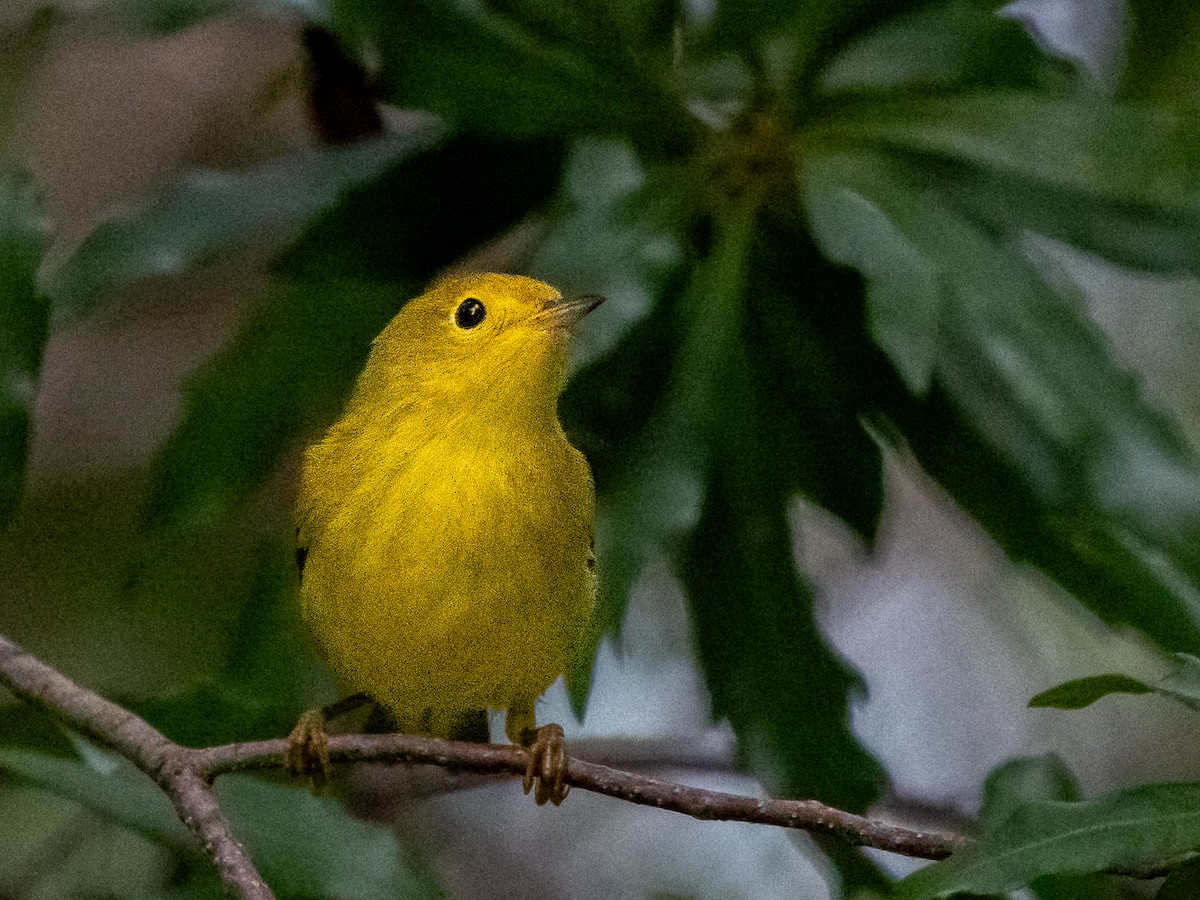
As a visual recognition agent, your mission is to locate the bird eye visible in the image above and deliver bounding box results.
[454,298,486,329]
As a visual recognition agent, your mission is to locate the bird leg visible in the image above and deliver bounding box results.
[523,723,569,806]
[285,691,373,793]
[507,700,569,806]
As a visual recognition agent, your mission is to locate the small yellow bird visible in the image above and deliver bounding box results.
[289,273,601,805]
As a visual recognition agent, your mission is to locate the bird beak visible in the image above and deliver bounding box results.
[543,293,604,326]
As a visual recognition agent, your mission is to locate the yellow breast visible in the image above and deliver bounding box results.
[294,273,598,733]
[299,423,595,719]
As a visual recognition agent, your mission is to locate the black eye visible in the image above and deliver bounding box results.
[455,298,486,329]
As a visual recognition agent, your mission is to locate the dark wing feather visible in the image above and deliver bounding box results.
[295,528,308,577]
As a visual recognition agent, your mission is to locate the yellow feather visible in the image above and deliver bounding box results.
[296,273,598,737]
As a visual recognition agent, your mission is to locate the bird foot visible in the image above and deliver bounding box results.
[286,707,332,794]
[521,722,569,806]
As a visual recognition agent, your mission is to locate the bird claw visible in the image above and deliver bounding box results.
[286,707,332,794]
[522,722,569,806]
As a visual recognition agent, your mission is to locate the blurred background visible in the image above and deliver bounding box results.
[3,0,1200,897]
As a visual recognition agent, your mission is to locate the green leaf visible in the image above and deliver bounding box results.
[567,202,762,646]
[1157,856,1200,900]
[805,148,1200,653]
[330,0,686,142]
[810,93,1200,212]
[805,165,944,393]
[278,134,567,282]
[1030,872,1123,900]
[1154,653,1200,711]
[217,776,445,900]
[585,207,752,636]
[1029,654,1200,714]
[1029,674,1154,710]
[530,137,688,371]
[681,462,882,811]
[132,539,325,745]
[539,140,691,713]
[707,0,920,81]
[705,0,809,52]
[0,703,76,756]
[565,200,883,805]
[573,192,883,630]
[47,129,439,325]
[672,204,881,811]
[601,0,680,52]
[561,277,696,655]
[790,0,932,101]
[0,750,189,850]
[0,170,51,525]
[940,164,1200,274]
[146,277,397,531]
[809,93,1200,273]
[898,781,1200,899]
[0,751,443,899]
[467,0,679,73]
[980,756,1122,900]
[1122,0,1200,104]
[216,537,328,707]
[821,0,1068,95]
[132,681,295,749]
[982,754,1083,824]
[741,220,884,538]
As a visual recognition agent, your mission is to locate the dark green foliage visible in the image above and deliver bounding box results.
[49,131,436,324]
[1030,653,1200,713]
[981,757,1122,900]
[682,462,880,809]
[329,0,695,150]
[808,142,1200,652]
[278,134,568,281]
[900,771,1200,898]
[1157,857,1200,900]
[0,751,445,899]
[741,221,886,540]
[0,172,49,525]
[1029,674,1154,710]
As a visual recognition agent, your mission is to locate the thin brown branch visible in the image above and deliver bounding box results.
[194,733,967,859]
[29,627,1172,893]
[345,733,740,802]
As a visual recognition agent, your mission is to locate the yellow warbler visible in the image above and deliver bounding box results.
[290,273,601,804]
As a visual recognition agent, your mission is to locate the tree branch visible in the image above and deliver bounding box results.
[0,630,973,897]
[193,733,966,859]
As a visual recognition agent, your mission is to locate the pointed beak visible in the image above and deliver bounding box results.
[543,293,605,328]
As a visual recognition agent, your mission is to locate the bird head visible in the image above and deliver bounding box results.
[369,273,604,422]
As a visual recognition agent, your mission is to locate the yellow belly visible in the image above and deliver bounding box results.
[298,431,595,728]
